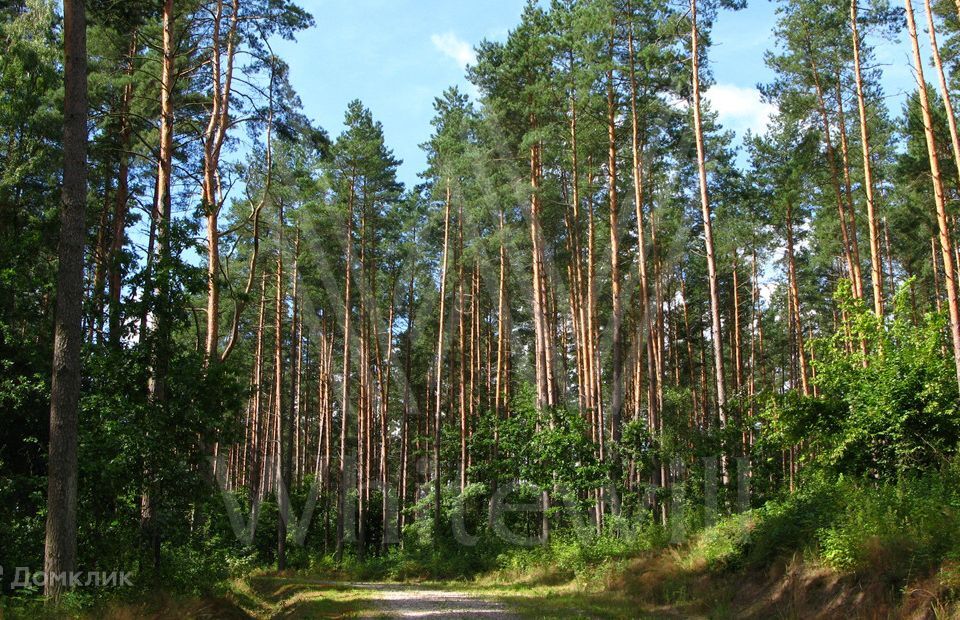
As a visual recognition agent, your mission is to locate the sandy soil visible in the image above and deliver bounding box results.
[353,583,520,619]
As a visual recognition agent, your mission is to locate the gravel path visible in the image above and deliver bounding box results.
[354,583,520,619]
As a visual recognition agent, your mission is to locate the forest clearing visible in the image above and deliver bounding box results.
[5,0,960,617]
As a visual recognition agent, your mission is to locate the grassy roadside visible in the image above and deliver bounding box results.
[432,554,725,619]
[445,581,651,619]
[225,573,379,618]
[64,574,380,619]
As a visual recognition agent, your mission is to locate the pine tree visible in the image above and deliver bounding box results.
[44,0,87,601]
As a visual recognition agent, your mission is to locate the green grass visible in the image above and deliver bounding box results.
[65,574,379,619]
[233,574,379,618]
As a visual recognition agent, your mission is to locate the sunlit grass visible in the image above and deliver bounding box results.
[238,574,379,618]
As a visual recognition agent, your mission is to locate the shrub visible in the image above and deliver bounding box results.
[819,471,960,577]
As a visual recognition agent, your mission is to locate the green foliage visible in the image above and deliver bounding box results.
[471,384,607,497]
[671,466,960,588]
[763,282,960,479]
[490,528,663,586]
[740,479,843,567]
[819,469,960,575]
[688,512,755,571]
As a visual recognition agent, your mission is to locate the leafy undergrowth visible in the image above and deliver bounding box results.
[463,473,960,618]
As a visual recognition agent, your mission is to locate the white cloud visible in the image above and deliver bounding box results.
[704,83,776,137]
[430,32,476,69]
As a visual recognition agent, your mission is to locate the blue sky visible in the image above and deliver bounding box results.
[271,0,525,187]
[272,0,921,189]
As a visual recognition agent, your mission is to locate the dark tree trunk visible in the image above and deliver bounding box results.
[44,0,87,602]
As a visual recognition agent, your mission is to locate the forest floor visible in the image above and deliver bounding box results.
[204,575,525,619]
[129,570,767,619]
[86,544,960,618]
[86,560,952,619]
[77,572,667,618]
[139,573,661,618]
[212,555,953,619]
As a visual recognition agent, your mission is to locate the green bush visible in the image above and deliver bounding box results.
[677,465,960,584]
[743,480,844,567]
[488,522,664,584]
[819,470,960,576]
[810,284,960,479]
[688,512,755,570]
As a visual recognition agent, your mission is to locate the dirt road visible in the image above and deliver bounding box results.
[355,582,520,618]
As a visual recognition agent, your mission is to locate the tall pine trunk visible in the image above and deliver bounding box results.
[204,0,240,362]
[851,0,884,316]
[433,182,453,534]
[142,0,175,573]
[691,0,727,425]
[274,201,287,570]
[627,13,658,473]
[45,0,87,601]
[905,0,960,389]
[107,32,137,346]
[786,201,810,396]
[808,51,862,298]
[335,186,355,562]
[606,59,623,516]
[923,0,960,190]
